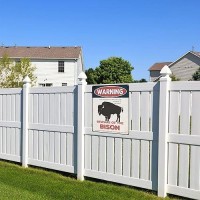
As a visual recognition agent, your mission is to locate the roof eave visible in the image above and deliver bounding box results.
[5,57,80,60]
[168,51,196,68]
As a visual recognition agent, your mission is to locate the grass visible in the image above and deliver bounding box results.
[0,160,176,200]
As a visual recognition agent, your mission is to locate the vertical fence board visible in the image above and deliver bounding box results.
[33,130,38,160]
[43,94,49,124]
[11,95,15,121]
[2,127,6,153]
[38,131,44,161]
[140,92,150,131]
[131,92,140,130]
[6,128,11,154]
[66,93,74,126]
[49,132,55,163]
[107,137,114,174]
[16,94,21,122]
[2,95,6,121]
[38,94,44,124]
[190,147,200,190]
[33,94,38,124]
[84,93,92,127]
[67,133,73,166]
[169,91,179,133]
[91,136,99,171]
[29,94,33,123]
[60,93,66,125]
[132,140,140,178]
[123,139,131,177]
[54,132,60,164]
[11,129,16,155]
[7,95,11,121]
[168,143,178,185]
[85,135,91,169]
[99,137,106,172]
[43,131,50,162]
[140,140,150,180]
[16,128,21,156]
[54,94,60,125]
[179,144,189,187]
[115,138,122,175]
[60,133,66,165]
[28,130,33,159]
[49,94,55,124]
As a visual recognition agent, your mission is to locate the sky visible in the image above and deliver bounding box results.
[0,0,200,80]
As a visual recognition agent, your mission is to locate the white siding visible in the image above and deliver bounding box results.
[31,59,82,87]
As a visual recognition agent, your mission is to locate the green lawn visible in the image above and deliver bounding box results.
[0,160,175,200]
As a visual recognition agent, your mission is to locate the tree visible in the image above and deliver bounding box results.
[192,67,200,81]
[0,55,37,88]
[134,78,147,83]
[85,57,134,84]
[170,74,180,81]
[85,68,98,84]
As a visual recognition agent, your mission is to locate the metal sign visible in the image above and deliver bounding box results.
[92,85,129,134]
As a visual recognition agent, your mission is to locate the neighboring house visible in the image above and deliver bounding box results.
[149,51,200,81]
[0,46,84,86]
[148,62,172,81]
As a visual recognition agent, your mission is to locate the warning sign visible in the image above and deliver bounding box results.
[92,85,129,134]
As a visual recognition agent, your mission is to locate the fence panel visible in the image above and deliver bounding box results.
[167,82,200,200]
[27,87,76,173]
[84,83,159,190]
[1,80,200,199]
[0,89,22,163]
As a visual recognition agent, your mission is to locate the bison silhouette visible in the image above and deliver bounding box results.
[98,102,123,122]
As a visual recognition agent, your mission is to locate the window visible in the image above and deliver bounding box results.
[15,60,20,64]
[39,83,52,87]
[39,83,45,87]
[62,83,67,86]
[58,61,64,72]
[46,83,53,87]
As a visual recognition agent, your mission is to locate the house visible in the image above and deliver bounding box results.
[149,51,200,81]
[0,46,84,86]
[148,62,172,82]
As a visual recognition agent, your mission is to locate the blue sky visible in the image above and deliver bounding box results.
[0,0,200,80]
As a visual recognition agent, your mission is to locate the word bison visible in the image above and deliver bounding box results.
[98,101,123,122]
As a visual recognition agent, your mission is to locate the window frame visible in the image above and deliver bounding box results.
[58,61,65,73]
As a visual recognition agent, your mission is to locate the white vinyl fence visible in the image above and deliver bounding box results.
[0,67,200,199]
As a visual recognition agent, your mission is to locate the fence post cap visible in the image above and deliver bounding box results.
[160,65,171,76]
[160,65,171,81]
[23,76,31,84]
[78,71,87,85]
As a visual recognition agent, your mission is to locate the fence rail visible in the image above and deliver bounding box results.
[0,69,200,199]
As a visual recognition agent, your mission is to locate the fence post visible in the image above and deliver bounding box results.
[77,71,87,181]
[22,76,31,167]
[158,65,171,197]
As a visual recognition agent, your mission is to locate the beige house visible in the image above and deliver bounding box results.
[149,51,200,81]
[0,46,84,87]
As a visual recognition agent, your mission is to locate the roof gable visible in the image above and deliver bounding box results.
[168,51,200,68]
[0,46,82,59]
